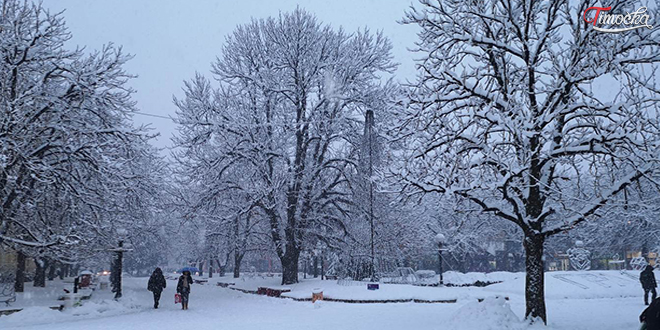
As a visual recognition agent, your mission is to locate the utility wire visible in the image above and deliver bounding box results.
[131,110,173,120]
[128,109,364,130]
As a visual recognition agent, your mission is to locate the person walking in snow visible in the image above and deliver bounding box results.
[176,270,193,310]
[147,267,167,309]
[641,265,658,305]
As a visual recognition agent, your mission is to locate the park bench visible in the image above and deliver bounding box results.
[58,287,93,304]
[194,279,208,285]
[0,282,16,307]
[216,282,235,288]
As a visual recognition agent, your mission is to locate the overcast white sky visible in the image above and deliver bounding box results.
[46,0,420,151]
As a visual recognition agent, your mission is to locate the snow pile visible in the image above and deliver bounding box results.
[67,296,142,317]
[443,271,521,286]
[0,295,143,328]
[449,297,530,330]
[0,307,62,325]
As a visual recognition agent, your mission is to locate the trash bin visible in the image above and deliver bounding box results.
[79,271,93,288]
[312,288,323,303]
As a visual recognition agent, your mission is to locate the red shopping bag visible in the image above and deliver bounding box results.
[175,293,182,304]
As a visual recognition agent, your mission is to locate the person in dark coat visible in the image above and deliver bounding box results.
[641,298,660,330]
[176,270,193,310]
[641,265,658,305]
[147,267,167,309]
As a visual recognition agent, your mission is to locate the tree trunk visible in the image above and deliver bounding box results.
[524,233,546,324]
[313,257,318,278]
[281,248,300,285]
[47,261,57,281]
[209,258,214,278]
[33,257,47,287]
[198,261,204,277]
[233,252,243,278]
[14,251,25,293]
[111,244,124,299]
[59,263,65,280]
[215,258,226,277]
[303,259,307,279]
[458,254,467,273]
[321,256,325,280]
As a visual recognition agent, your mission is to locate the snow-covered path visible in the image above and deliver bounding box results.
[0,275,647,330]
[0,277,457,330]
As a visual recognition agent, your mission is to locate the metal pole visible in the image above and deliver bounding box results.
[438,242,444,285]
[368,111,376,282]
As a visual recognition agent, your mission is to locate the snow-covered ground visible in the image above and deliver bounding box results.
[0,270,650,330]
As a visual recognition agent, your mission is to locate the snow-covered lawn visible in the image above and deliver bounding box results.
[225,274,499,302]
[0,270,650,330]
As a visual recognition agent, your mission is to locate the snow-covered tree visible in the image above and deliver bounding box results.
[0,0,165,288]
[397,0,660,323]
[575,181,660,263]
[172,8,395,284]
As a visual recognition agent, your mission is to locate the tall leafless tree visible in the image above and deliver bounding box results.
[172,8,395,284]
[397,0,660,323]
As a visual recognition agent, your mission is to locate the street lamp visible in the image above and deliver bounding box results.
[109,228,131,300]
[434,233,447,286]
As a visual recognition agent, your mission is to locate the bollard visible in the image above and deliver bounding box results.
[312,288,323,303]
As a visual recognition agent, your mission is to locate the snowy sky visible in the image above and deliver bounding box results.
[45,0,420,151]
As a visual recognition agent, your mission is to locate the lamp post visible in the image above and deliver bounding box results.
[109,228,131,300]
[434,233,447,286]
